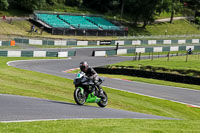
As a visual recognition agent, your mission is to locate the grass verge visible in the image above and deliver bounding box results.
[110,54,200,77]
[0,119,200,133]
[127,20,200,36]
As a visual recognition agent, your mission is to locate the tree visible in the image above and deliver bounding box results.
[161,0,183,23]
[120,0,125,19]
[140,0,161,28]
[185,0,200,18]
[14,0,46,11]
[0,0,9,10]
[46,0,56,5]
[65,0,83,7]
[123,0,163,28]
[83,0,120,13]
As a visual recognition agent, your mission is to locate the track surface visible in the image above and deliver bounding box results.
[1,47,199,122]
[0,94,173,122]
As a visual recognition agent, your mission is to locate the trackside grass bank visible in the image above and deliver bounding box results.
[0,57,200,132]
[0,119,200,133]
[110,54,200,78]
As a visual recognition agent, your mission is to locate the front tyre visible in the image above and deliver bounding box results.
[97,91,108,107]
[74,87,86,105]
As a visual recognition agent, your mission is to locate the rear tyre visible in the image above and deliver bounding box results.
[74,88,86,105]
[97,91,108,107]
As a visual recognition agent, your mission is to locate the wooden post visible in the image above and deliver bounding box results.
[135,52,138,61]
[151,52,153,61]
[138,52,141,61]
[186,52,188,62]
[133,52,137,61]
[167,52,170,61]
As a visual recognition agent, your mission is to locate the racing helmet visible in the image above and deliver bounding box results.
[80,61,88,72]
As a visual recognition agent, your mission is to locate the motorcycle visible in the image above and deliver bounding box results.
[73,72,108,107]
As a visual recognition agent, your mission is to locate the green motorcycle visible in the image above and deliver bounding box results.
[73,72,108,107]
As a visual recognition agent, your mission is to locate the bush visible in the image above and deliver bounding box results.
[0,0,9,10]
[195,17,200,24]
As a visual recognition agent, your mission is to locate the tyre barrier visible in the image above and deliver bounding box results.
[0,50,76,57]
[94,67,200,85]
[12,38,200,46]
[93,45,200,56]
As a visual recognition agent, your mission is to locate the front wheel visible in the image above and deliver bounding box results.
[74,87,86,105]
[97,91,108,107]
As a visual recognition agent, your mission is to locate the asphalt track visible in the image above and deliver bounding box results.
[1,47,199,122]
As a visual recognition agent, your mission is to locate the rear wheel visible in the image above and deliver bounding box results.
[74,87,86,105]
[97,91,108,107]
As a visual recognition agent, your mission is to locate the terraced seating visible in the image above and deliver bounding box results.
[36,14,70,28]
[59,15,99,29]
[36,13,120,31]
[86,16,120,30]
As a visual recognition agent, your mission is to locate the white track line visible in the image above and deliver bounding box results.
[6,58,71,66]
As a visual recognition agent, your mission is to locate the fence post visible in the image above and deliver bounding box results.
[167,52,170,61]
[186,52,188,62]
[151,52,153,61]
[135,52,138,61]
[133,52,137,61]
[138,52,141,61]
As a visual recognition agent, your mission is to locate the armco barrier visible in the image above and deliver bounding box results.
[0,50,76,57]
[93,45,200,56]
[13,38,200,46]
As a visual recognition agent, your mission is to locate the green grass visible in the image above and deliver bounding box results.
[0,20,43,36]
[0,57,200,132]
[118,54,200,70]
[0,119,200,133]
[109,54,200,77]
[127,20,200,36]
[0,46,22,49]
[0,57,74,102]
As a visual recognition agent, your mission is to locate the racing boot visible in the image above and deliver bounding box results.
[98,88,106,101]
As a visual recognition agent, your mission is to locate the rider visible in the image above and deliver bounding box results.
[79,61,105,98]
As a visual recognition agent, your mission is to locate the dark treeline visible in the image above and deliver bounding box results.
[0,0,199,28]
